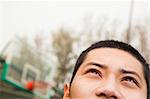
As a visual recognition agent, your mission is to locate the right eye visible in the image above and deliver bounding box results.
[86,69,102,78]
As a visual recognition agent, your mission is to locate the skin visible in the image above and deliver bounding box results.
[63,48,147,99]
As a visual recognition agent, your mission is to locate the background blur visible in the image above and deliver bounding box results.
[0,0,150,99]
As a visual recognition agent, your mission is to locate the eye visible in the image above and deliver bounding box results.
[86,69,102,78]
[121,76,139,87]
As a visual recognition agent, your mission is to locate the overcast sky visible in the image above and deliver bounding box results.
[0,0,149,51]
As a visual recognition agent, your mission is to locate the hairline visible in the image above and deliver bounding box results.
[71,47,145,83]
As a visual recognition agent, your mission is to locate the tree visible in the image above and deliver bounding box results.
[51,28,78,98]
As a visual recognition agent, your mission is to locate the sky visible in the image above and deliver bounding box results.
[0,0,150,51]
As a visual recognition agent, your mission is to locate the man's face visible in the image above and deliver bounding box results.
[63,48,147,99]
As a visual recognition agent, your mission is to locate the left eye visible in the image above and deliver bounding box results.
[121,76,139,87]
[86,69,102,78]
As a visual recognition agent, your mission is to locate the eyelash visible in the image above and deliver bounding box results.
[86,69,102,78]
[121,76,139,87]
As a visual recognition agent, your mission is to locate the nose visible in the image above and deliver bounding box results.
[96,89,119,99]
[95,76,123,99]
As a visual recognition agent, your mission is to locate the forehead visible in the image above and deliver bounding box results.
[81,48,144,74]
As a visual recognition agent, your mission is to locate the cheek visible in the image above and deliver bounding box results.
[70,78,98,98]
[120,88,147,99]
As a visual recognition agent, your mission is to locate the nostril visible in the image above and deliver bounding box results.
[110,96,117,99]
[96,93,106,97]
[96,92,118,99]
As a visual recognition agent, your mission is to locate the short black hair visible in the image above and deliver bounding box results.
[70,40,150,99]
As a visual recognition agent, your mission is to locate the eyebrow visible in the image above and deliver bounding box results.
[87,62,107,69]
[86,62,142,81]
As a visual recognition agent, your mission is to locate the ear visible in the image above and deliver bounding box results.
[63,83,70,99]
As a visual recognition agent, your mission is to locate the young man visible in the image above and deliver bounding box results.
[63,40,150,99]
